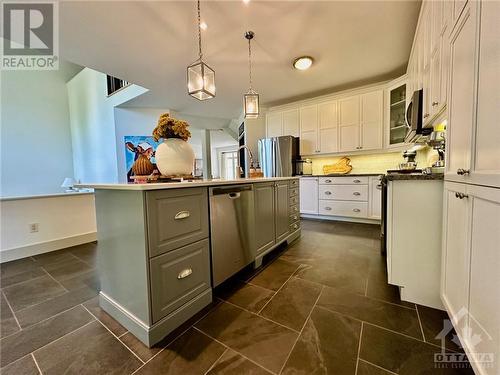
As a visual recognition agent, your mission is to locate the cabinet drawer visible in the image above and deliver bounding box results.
[150,239,211,323]
[289,195,300,206]
[289,187,299,197]
[319,185,368,201]
[289,212,300,224]
[319,176,369,185]
[290,222,300,232]
[289,179,299,188]
[146,188,209,257]
[319,200,368,217]
[290,204,299,215]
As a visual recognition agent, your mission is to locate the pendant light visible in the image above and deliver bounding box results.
[244,31,259,118]
[187,0,215,100]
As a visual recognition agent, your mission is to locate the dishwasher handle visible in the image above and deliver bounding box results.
[211,185,253,196]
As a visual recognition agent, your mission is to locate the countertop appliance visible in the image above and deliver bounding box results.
[296,158,312,175]
[258,136,299,177]
[405,89,431,143]
[209,184,255,287]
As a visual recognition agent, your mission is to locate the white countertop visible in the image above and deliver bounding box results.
[77,177,299,191]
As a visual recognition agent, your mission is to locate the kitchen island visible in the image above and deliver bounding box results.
[82,177,300,347]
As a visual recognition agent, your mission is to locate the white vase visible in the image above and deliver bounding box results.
[155,138,195,176]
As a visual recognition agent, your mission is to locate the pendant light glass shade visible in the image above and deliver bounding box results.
[187,0,215,100]
[244,31,259,118]
[244,91,259,118]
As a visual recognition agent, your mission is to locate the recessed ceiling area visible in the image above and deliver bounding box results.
[59,1,421,121]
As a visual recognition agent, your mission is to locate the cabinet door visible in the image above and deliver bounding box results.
[472,1,500,189]
[439,32,450,110]
[318,101,338,154]
[360,91,383,151]
[468,185,500,375]
[254,182,276,255]
[299,178,318,214]
[431,0,443,53]
[282,109,299,137]
[446,2,477,181]
[369,176,382,219]
[299,105,318,155]
[275,181,290,243]
[150,239,210,323]
[429,44,442,117]
[441,182,470,333]
[339,96,360,152]
[146,188,209,258]
[266,112,282,138]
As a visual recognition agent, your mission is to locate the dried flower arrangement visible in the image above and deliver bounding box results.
[152,113,191,142]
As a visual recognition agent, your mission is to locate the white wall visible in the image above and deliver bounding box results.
[66,68,148,184]
[0,193,97,262]
[0,68,75,197]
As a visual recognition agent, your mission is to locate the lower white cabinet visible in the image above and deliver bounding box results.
[299,177,318,214]
[300,175,381,222]
[442,182,500,375]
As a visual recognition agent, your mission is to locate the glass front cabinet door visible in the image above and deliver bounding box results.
[386,78,409,147]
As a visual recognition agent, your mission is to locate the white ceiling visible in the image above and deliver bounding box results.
[59,1,421,121]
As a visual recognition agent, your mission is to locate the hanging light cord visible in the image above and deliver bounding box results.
[197,0,203,60]
[248,36,252,90]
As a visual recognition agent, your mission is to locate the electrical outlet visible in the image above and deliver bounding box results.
[29,223,39,233]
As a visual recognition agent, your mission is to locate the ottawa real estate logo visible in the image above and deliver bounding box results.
[1,1,59,70]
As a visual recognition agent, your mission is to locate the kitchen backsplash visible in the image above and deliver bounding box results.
[310,147,437,175]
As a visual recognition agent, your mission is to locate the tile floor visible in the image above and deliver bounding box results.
[0,220,473,374]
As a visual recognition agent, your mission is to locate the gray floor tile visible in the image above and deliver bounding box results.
[260,277,322,331]
[15,286,97,328]
[282,306,361,375]
[359,324,474,374]
[0,354,40,375]
[1,292,20,338]
[2,275,66,312]
[357,360,395,375]
[216,281,274,313]
[33,320,142,374]
[1,267,46,289]
[417,305,463,352]
[0,258,40,279]
[207,349,271,374]
[295,263,367,294]
[0,305,94,367]
[32,250,75,267]
[57,269,100,292]
[83,296,127,336]
[195,301,298,373]
[136,328,225,375]
[43,258,93,282]
[119,332,163,362]
[249,259,299,291]
[318,286,423,339]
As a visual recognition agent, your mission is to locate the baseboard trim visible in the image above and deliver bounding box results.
[301,214,380,225]
[0,232,97,263]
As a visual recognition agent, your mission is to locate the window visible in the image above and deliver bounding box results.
[221,151,238,180]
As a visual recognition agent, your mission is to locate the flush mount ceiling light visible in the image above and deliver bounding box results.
[187,0,215,100]
[293,56,314,70]
[243,31,259,119]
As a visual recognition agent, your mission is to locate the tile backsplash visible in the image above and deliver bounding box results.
[310,147,437,175]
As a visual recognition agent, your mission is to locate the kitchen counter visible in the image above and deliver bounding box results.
[385,173,444,181]
[301,173,383,177]
[78,176,298,191]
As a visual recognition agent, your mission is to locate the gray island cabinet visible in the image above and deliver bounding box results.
[89,177,300,347]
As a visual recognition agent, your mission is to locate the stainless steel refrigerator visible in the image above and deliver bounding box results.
[258,136,299,177]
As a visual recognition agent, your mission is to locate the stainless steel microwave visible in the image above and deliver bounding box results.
[405,89,431,142]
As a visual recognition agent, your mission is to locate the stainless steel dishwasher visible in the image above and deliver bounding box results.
[209,184,255,287]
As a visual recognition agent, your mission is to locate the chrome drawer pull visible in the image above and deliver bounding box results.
[353,192,361,196]
[456,168,470,176]
[325,207,332,211]
[325,179,332,183]
[174,211,190,220]
[353,208,361,212]
[177,268,193,279]
[455,192,469,199]
[325,191,332,195]
[353,179,361,183]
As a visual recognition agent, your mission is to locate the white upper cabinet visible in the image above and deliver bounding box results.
[266,112,282,138]
[339,96,360,152]
[299,104,319,155]
[446,0,477,182]
[472,0,500,188]
[386,77,408,148]
[282,109,299,137]
[318,101,338,154]
[360,91,383,151]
